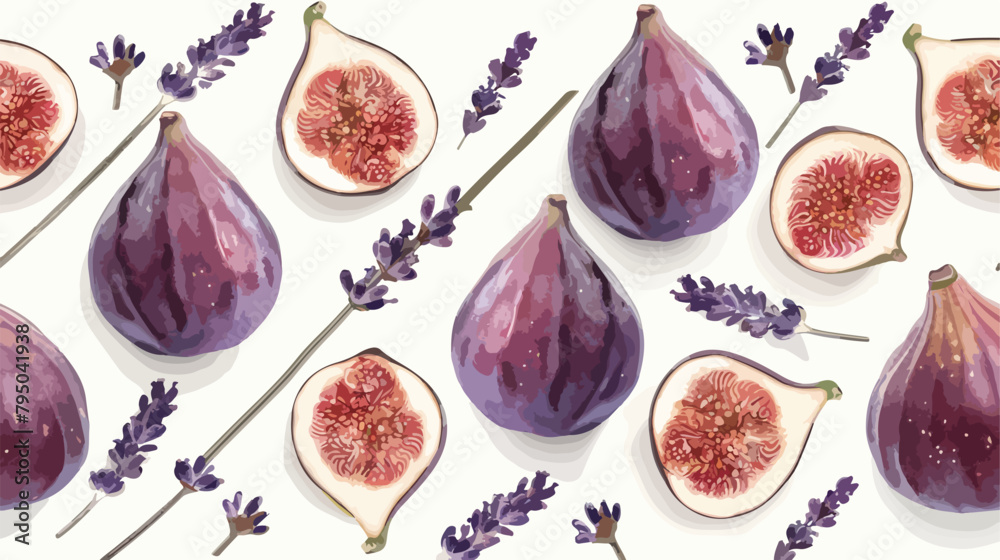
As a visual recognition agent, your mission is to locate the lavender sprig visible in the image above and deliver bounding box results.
[775,476,859,560]
[341,185,461,311]
[55,380,178,538]
[766,3,893,148]
[744,24,795,93]
[572,501,627,559]
[0,3,275,269]
[459,31,537,149]
[440,471,558,559]
[102,456,224,559]
[671,275,868,342]
[214,491,269,556]
[90,35,146,110]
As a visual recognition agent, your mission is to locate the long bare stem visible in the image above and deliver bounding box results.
[0,95,173,269]
[55,494,100,538]
[102,488,192,559]
[800,324,869,342]
[212,529,238,556]
[765,102,800,149]
[610,539,628,560]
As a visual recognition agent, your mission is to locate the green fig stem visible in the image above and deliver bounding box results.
[0,95,174,269]
[902,23,922,52]
[55,494,100,538]
[816,380,843,402]
[799,324,869,342]
[362,522,391,554]
[610,539,627,560]
[101,487,192,560]
[765,102,800,149]
[100,92,577,553]
[212,528,239,556]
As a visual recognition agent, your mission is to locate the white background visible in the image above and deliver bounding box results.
[2,0,999,559]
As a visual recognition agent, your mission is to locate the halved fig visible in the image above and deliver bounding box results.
[770,128,912,274]
[277,2,437,195]
[649,351,842,518]
[0,40,77,190]
[292,349,445,553]
[905,24,999,190]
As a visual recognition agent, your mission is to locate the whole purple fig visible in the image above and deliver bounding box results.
[568,4,758,242]
[452,195,643,437]
[867,265,999,513]
[89,112,282,357]
[1,304,88,509]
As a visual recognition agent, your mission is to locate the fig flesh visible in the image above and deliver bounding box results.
[452,195,643,437]
[867,265,999,513]
[89,112,282,357]
[0,40,77,190]
[905,24,1000,190]
[568,4,758,242]
[649,351,842,518]
[1,304,88,509]
[277,2,437,194]
[770,128,912,274]
[292,349,444,553]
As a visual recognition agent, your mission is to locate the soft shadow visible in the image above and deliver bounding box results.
[766,331,810,360]
[871,463,1000,548]
[0,110,85,212]
[748,184,881,300]
[472,405,604,481]
[282,409,355,524]
[627,386,773,534]
[79,263,237,392]
[272,144,417,222]
[944,185,1000,212]
[0,500,47,538]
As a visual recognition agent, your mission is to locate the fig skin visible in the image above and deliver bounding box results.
[568,4,758,242]
[89,112,282,357]
[452,195,643,437]
[1,304,88,509]
[867,265,999,513]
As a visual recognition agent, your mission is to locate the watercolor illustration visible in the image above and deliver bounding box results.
[650,351,842,518]
[459,31,536,148]
[277,2,437,195]
[903,24,1000,190]
[867,265,999,513]
[770,128,912,274]
[0,41,77,190]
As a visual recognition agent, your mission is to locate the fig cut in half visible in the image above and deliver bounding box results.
[0,41,78,190]
[277,2,437,195]
[905,24,999,190]
[650,351,841,519]
[770,128,912,274]
[292,349,445,553]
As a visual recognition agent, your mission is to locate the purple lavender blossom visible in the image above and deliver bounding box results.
[214,492,270,555]
[174,456,224,492]
[775,477,859,560]
[459,31,537,147]
[672,275,803,339]
[744,24,795,93]
[440,471,557,559]
[158,3,274,101]
[90,35,146,109]
[341,186,463,310]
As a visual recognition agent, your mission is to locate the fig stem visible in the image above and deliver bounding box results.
[765,102,800,149]
[212,528,238,556]
[101,487,192,560]
[55,494,100,538]
[0,95,174,269]
[800,324,869,342]
[610,540,627,560]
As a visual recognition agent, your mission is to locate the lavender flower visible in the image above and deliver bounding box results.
[744,24,795,93]
[459,31,537,148]
[766,3,893,147]
[214,492,269,555]
[91,35,145,110]
[671,275,868,342]
[175,456,224,492]
[56,380,178,538]
[572,501,627,559]
[775,476,859,560]
[440,471,557,559]
[158,3,274,101]
[341,186,462,311]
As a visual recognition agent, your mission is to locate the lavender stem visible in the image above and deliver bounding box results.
[800,324,869,342]
[55,494,100,538]
[112,80,124,110]
[610,540,627,560]
[777,63,794,94]
[457,135,468,150]
[765,102,800,149]
[212,528,238,556]
[0,95,174,269]
[101,488,192,560]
